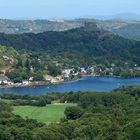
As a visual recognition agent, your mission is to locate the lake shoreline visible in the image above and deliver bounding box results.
[0,76,140,94]
[0,76,83,89]
[0,75,139,89]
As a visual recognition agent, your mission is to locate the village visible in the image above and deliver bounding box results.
[1,57,140,88]
[1,53,140,88]
[0,60,96,88]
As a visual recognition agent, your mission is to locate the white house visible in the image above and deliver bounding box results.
[7,80,14,86]
[22,80,30,85]
[29,77,34,81]
[0,75,9,85]
[80,68,87,74]
[62,69,74,78]
[44,75,53,82]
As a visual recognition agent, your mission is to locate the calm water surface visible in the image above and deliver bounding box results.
[0,76,140,95]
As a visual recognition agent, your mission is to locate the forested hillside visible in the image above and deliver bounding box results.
[1,25,140,79]
[113,23,140,41]
[0,46,18,68]
[0,27,137,63]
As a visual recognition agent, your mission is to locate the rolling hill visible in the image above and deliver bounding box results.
[113,23,140,41]
[0,19,139,35]
[0,26,136,57]
[0,23,139,67]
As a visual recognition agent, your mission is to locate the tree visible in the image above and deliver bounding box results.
[33,71,44,81]
[25,59,30,71]
[16,57,23,68]
[36,97,47,106]
[65,106,84,120]
[47,64,61,77]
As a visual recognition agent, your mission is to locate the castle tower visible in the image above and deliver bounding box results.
[84,21,98,32]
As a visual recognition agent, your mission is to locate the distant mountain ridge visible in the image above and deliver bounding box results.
[0,18,139,34]
[107,13,140,20]
[1,18,140,41]
[0,19,83,34]
[80,13,140,20]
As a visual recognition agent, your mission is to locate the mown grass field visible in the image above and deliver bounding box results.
[13,103,76,123]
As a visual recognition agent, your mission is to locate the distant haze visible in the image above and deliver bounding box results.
[0,0,140,20]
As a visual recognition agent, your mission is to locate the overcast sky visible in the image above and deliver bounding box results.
[0,0,140,19]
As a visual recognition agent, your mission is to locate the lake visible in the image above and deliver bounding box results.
[0,76,140,95]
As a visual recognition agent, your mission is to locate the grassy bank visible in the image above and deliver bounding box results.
[13,103,76,123]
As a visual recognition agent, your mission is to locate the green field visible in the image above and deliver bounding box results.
[13,103,76,123]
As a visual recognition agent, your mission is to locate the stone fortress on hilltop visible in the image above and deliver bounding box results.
[84,21,112,38]
[84,21,99,32]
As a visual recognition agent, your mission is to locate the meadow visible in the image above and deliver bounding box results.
[13,103,76,123]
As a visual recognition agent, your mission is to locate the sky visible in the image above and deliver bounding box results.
[0,0,140,19]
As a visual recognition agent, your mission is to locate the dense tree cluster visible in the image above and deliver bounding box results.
[0,28,135,54]
[0,93,61,106]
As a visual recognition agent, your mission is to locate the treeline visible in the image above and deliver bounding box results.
[1,85,140,107]
[0,93,61,106]
[114,85,140,97]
